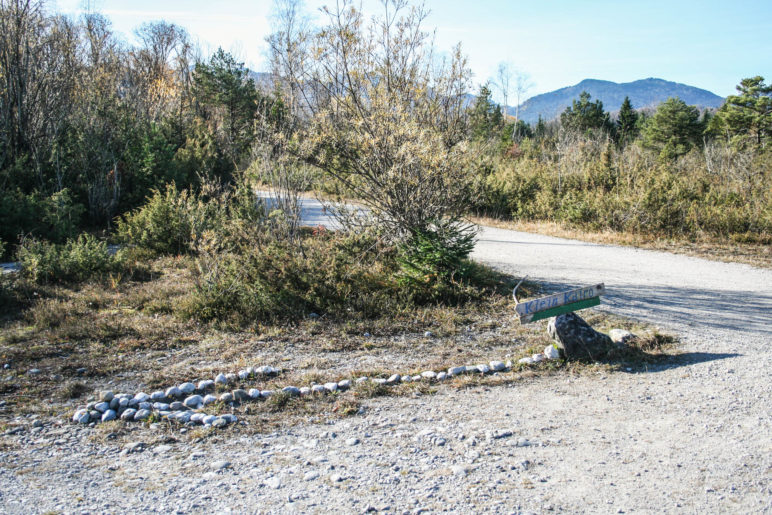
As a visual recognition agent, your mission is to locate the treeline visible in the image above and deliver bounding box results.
[468,78,772,241]
[2,0,770,284]
[0,0,284,250]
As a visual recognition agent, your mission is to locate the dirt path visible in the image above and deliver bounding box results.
[1,212,770,513]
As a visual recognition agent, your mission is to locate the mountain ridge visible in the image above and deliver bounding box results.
[512,78,724,123]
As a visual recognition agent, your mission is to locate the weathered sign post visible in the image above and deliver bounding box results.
[513,277,606,324]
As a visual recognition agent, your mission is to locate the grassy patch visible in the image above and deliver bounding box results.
[0,253,677,431]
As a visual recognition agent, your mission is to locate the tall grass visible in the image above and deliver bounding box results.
[475,136,771,243]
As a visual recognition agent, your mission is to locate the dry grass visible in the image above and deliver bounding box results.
[0,256,677,432]
[472,216,772,269]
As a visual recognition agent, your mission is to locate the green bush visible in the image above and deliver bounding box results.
[184,230,405,325]
[0,188,84,246]
[17,233,118,284]
[115,184,199,256]
[115,179,262,257]
[396,221,477,302]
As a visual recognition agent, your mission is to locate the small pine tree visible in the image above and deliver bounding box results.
[560,91,613,136]
[617,96,639,145]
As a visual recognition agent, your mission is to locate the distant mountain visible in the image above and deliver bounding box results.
[513,78,725,124]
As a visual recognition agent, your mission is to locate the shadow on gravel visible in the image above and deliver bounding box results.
[523,279,772,337]
[620,352,742,374]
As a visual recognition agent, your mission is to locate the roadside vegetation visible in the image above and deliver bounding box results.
[0,0,728,426]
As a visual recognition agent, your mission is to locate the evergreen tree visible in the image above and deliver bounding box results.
[708,76,772,147]
[534,115,547,139]
[643,97,703,160]
[193,48,259,166]
[469,84,504,140]
[616,96,639,144]
[560,91,613,135]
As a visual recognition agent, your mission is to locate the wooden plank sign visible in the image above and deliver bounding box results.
[515,283,605,324]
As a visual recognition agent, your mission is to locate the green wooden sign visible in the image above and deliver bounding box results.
[515,283,605,324]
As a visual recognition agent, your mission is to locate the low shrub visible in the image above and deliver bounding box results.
[114,179,262,256]
[183,221,500,327]
[114,184,202,256]
[183,229,403,325]
[396,220,477,302]
[476,140,772,242]
[17,233,118,284]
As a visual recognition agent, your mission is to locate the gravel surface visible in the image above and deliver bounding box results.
[1,218,771,513]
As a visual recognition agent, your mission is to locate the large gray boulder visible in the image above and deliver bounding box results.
[547,313,614,360]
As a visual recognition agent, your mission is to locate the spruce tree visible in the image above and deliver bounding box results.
[560,91,613,135]
[617,96,639,145]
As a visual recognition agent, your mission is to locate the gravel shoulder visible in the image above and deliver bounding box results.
[1,220,771,513]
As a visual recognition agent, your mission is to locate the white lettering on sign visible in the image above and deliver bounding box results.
[515,284,606,316]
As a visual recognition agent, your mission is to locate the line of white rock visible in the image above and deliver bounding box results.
[71,346,561,429]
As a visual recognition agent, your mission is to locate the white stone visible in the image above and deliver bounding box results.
[300,387,311,396]
[248,388,261,399]
[464,365,480,374]
[401,375,412,383]
[238,370,250,380]
[372,378,387,385]
[179,382,196,394]
[183,395,203,408]
[412,375,421,381]
[72,409,89,424]
[489,361,507,372]
[421,371,437,380]
[260,390,274,398]
[544,345,560,360]
[477,364,491,374]
[337,379,351,390]
[214,373,228,385]
[120,409,137,421]
[304,470,320,481]
[448,366,465,376]
[518,357,535,365]
[424,331,433,338]
[197,380,214,391]
[386,374,401,385]
[531,354,545,362]
[165,386,182,398]
[202,394,218,405]
[94,402,109,413]
[355,377,369,384]
[282,386,300,396]
[133,409,151,421]
[436,372,447,381]
[101,409,117,422]
[134,392,149,402]
[202,415,216,425]
[150,391,166,401]
[311,385,326,394]
[323,382,338,393]
[609,329,635,346]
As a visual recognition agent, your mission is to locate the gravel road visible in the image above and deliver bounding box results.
[1,208,771,513]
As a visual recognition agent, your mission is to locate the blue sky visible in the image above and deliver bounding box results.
[54,0,771,103]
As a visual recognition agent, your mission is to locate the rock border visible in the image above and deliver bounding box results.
[71,346,562,429]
